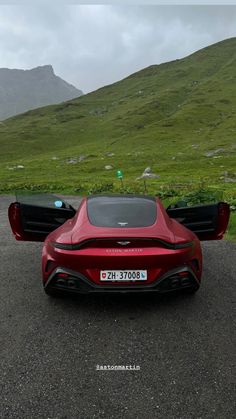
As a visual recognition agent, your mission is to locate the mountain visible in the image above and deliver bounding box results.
[0,38,236,196]
[0,65,83,120]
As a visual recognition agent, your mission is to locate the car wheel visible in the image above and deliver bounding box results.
[44,287,65,298]
[182,286,200,294]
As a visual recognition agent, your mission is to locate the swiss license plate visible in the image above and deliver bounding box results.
[100,270,147,281]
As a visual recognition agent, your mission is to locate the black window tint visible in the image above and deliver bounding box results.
[87,195,157,227]
[16,193,70,209]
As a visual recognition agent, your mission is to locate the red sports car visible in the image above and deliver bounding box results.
[8,194,230,297]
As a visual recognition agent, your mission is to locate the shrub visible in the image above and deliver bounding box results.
[87,182,114,194]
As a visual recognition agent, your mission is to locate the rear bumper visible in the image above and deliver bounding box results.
[44,266,200,294]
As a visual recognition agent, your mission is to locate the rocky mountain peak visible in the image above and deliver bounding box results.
[0,65,83,120]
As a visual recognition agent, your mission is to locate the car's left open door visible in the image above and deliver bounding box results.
[8,194,76,242]
[166,201,230,240]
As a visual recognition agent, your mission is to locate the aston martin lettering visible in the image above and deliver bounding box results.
[106,248,143,253]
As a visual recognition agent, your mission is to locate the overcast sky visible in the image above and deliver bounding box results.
[1,3,236,93]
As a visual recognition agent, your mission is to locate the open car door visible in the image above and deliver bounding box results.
[166,202,230,240]
[8,194,76,242]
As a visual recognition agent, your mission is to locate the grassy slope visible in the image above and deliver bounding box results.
[0,37,235,239]
[0,37,235,196]
[0,38,236,202]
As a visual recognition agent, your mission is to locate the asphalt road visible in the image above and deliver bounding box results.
[0,195,235,419]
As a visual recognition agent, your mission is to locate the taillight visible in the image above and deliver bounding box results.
[49,242,73,250]
[174,241,194,249]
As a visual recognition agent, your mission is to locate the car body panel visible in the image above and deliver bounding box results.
[42,236,201,285]
[8,194,230,295]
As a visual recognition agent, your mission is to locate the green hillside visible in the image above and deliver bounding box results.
[0,37,236,201]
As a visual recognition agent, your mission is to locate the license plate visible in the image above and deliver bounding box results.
[100,270,147,281]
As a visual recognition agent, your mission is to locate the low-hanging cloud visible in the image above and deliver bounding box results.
[0,4,236,92]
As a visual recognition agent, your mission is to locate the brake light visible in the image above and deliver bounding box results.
[49,242,73,250]
[174,241,194,249]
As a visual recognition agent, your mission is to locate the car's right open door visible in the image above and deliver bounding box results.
[8,193,76,242]
[166,202,230,240]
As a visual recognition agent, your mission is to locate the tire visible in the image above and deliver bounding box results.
[44,287,65,298]
[182,285,200,295]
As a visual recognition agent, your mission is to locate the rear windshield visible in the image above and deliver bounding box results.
[87,195,157,228]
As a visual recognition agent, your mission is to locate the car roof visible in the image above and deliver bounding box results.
[87,194,156,202]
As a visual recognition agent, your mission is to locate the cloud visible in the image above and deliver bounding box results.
[0,4,236,92]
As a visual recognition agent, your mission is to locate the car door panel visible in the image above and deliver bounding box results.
[166,202,230,240]
[8,194,76,242]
